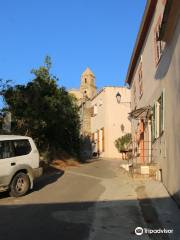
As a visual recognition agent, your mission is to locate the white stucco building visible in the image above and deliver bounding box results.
[126,0,180,204]
[91,87,131,158]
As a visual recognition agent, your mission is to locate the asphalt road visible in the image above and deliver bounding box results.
[0,159,180,240]
[0,159,118,240]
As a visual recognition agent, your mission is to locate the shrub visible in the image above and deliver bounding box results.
[115,133,132,153]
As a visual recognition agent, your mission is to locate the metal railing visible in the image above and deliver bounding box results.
[125,140,167,166]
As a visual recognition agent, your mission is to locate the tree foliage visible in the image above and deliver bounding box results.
[3,56,80,157]
[0,79,11,96]
[115,133,132,153]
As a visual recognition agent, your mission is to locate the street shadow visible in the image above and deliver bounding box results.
[0,196,180,240]
[33,167,64,192]
[0,166,64,199]
[81,158,101,164]
[0,191,9,199]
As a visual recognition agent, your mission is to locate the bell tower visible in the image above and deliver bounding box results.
[80,67,96,99]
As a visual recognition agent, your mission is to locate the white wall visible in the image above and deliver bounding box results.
[129,0,180,203]
[91,87,131,159]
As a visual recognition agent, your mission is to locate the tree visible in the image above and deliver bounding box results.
[0,79,12,132]
[0,79,11,95]
[3,56,80,157]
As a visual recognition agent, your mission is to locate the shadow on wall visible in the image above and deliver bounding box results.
[0,196,180,240]
[154,21,179,81]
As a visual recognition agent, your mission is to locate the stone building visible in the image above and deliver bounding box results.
[69,67,97,159]
[126,0,180,204]
[69,67,96,102]
[69,67,97,136]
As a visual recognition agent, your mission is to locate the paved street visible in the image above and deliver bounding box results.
[0,159,180,240]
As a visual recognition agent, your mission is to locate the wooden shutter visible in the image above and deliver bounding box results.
[97,130,100,152]
[91,133,94,141]
[151,104,156,142]
[155,103,157,139]
[102,128,105,152]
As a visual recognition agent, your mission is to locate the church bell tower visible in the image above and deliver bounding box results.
[80,67,96,99]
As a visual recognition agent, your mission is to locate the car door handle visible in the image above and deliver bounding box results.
[11,162,16,166]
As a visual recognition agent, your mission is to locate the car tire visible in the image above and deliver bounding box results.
[10,172,30,197]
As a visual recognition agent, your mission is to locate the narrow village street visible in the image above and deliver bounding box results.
[0,159,180,240]
[0,1,179,240]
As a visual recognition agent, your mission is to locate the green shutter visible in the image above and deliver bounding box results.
[162,89,165,132]
[159,90,165,134]
[160,93,163,134]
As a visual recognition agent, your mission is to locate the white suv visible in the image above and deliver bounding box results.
[0,135,43,197]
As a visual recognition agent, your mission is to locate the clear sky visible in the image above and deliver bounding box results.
[0,0,146,90]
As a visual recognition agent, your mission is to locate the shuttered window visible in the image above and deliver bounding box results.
[151,90,165,142]
[154,16,165,65]
[152,104,156,142]
[160,90,165,133]
[102,128,105,152]
[94,104,98,115]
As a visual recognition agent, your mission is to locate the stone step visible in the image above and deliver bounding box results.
[130,163,158,179]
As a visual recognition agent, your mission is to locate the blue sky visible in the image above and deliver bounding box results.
[0,0,146,90]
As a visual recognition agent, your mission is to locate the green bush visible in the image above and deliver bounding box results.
[115,133,132,153]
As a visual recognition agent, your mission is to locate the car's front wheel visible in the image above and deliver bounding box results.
[10,172,30,197]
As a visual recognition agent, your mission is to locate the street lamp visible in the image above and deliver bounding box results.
[116,92,121,104]
[116,92,131,105]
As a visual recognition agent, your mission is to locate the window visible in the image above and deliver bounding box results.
[151,105,156,142]
[154,16,165,65]
[99,99,103,106]
[13,140,31,156]
[93,104,98,116]
[0,139,32,159]
[84,90,87,96]
[158,92,164,134]
[97,130,100,152]
[151,91,165,141]
[91,104,98,117]
[101,128,105,152]
[133,83,137,106]
[138,62,143,99]
[91,133,95,142]
[84,78,87,83]
[0,141,15,159]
